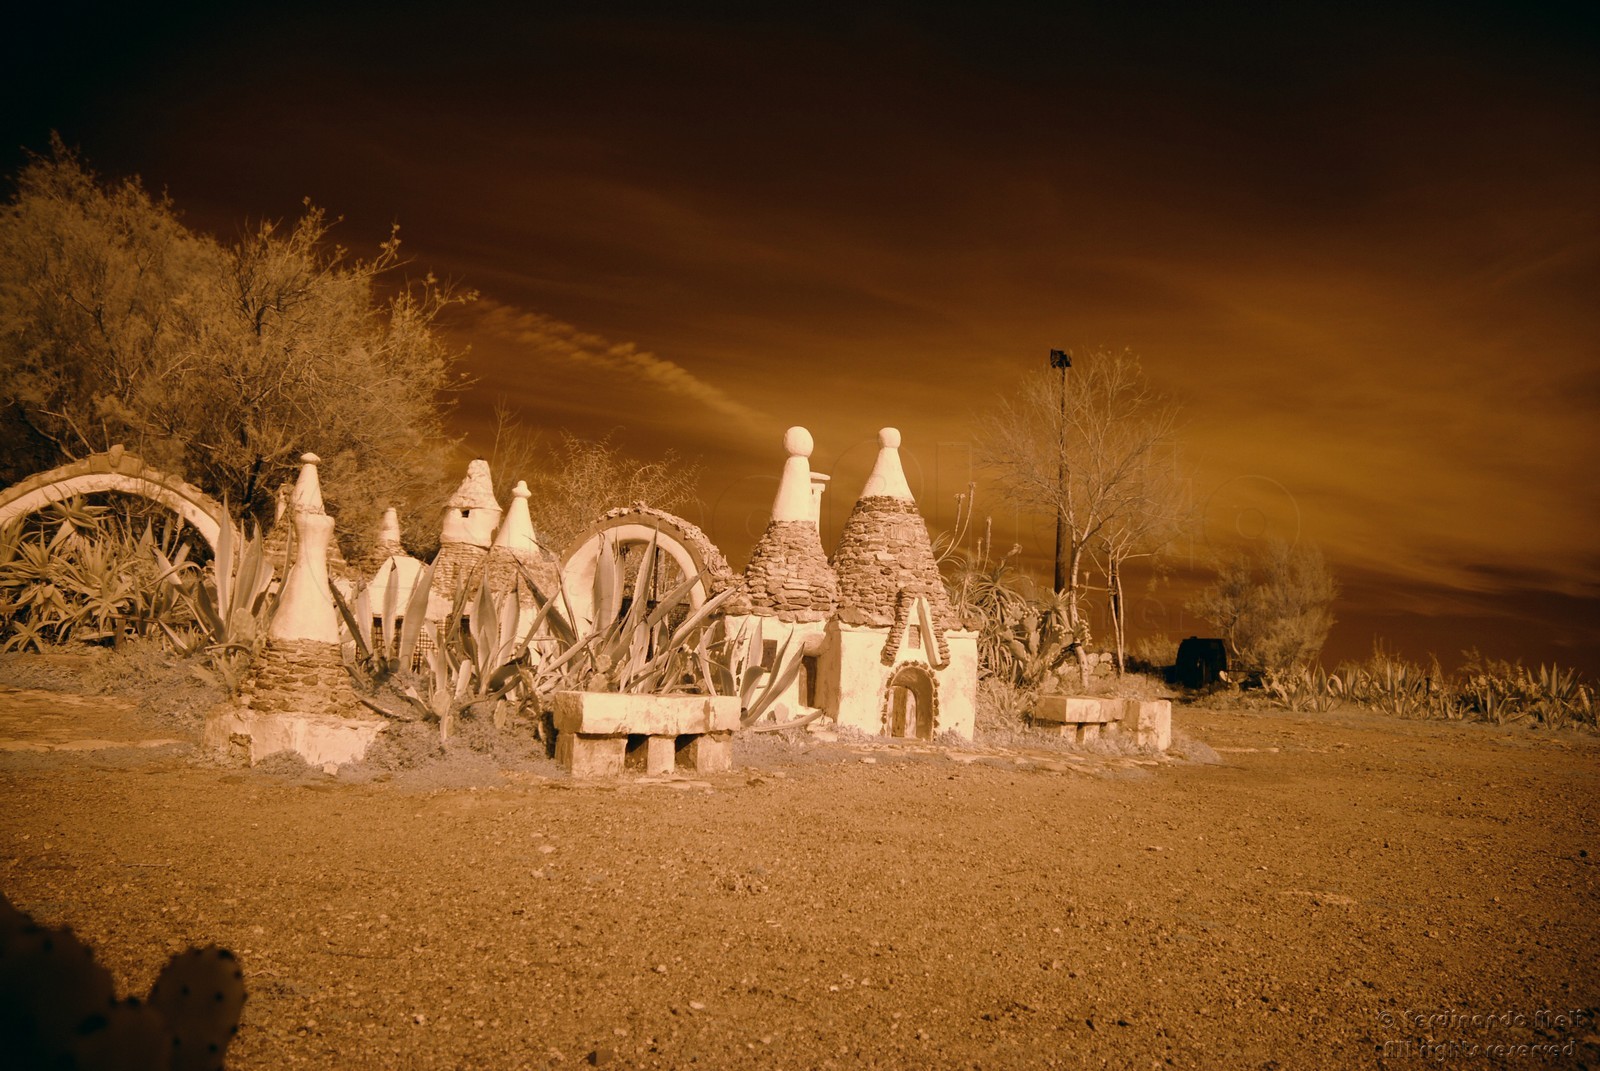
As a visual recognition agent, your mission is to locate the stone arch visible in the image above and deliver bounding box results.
[885,662,938,740]
[0,446,226,555]
[560,505,738,637]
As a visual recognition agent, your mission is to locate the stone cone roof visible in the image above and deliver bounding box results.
[482,543,562,611]
[830,495,956,631]
[430,541,488,604]
[741,520,838,622]
[447,459,499,510]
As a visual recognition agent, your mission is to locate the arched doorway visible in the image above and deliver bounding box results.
[887,664,937,740]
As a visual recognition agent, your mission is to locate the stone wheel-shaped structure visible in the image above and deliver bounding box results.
[560,505,739,637]
[0,446,227,554]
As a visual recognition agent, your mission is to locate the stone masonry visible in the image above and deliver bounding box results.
[237,639,366,718]
[831,495,957,631]
[740,519,838,622]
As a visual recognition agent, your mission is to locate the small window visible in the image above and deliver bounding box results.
[762,639,779,671]
[907,625,922,649]
[461,508,471,518]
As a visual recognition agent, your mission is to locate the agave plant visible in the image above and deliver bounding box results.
[342,554,605,742]
[687,614,816,731]
[0,500,200,652]
[340,529,832,743]
[333,559,437,689]
[182,511,278,695]
[1524,662,1592,728]
[1267,664,1344,713]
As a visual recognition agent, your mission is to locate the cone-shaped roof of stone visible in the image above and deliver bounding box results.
[740,428,837,622]
[482,543,562,610]
[290,453,327,514]
[430,541,487,602]
[830,428,955,630]
[482,481,559,606]
[446,459,500,511]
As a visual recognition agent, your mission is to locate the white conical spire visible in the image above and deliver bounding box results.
[270,454,340,644]
[289,453,326,514]
[772,427,818,523]
[858,428,913,501]
[494,480,541,554]
[377,507,402,546]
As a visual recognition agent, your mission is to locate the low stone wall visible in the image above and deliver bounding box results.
[1032,696,1172,751]
[204,708,385,773]
[204,639,384,772]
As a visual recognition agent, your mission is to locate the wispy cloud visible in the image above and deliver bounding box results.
[465,297,770,434]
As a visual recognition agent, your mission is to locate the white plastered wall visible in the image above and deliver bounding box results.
[820,608,979,741]
[725,614,828,723]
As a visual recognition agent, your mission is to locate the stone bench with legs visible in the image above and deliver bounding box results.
[1031,696,1172,751]
[553,692,741,778]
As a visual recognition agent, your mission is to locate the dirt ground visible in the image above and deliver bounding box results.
[1,673,1597,1069]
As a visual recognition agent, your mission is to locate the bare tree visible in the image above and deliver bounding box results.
[483,402,703,555]
[1190,538,1337,676]
[1093,435,1192,672]
[977,348,1185,677]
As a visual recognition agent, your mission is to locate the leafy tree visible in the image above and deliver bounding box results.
[977,348,1186,675]
[0,140,469,552]
[1190,538,1337,676]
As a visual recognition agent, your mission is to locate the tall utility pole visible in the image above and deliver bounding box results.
[1049,348,1071,594]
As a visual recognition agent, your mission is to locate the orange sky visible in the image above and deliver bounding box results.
[6,2,1596,671]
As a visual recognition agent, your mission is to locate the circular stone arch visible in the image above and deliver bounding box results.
[560,505,738,637]
[0,447,226,555]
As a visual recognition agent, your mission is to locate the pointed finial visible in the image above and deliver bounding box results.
[494,479,540,553]
[377,507,401,545]
[772,426,817,523]
[290,452,326,514]
[784,426,814,458]
[859,427,913,501]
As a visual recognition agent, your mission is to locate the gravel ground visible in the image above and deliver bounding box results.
[1,688,1597,1069]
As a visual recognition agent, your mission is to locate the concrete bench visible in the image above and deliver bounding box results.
[553,692,741,778]
[1031,696,1171,751]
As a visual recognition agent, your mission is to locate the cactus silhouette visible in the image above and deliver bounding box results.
[0,892,247,1070]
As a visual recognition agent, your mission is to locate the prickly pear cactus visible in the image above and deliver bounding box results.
[147,946,248,1071]
[0,892,247,1070]
[69,997,174,1070]
[0,891,117,1064]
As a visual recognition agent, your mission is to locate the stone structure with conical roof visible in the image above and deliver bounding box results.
[206,453,382,772]
[739,427,838,624]
[430,459,500,611]
[829,428,957,634]
[815,428,977,741]
[724,428,839,723]
[482,480,562,620]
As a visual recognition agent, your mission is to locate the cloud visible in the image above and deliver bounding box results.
[464,297,770,435]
